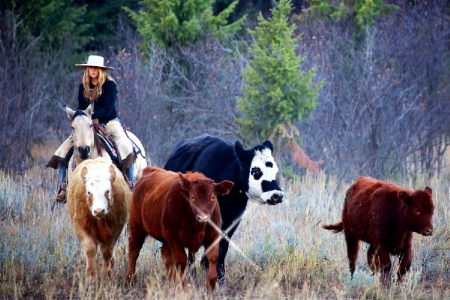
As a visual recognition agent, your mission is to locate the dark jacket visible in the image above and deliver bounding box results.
[77,80,118,123]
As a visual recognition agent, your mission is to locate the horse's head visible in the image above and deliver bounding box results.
[66,105,95,160]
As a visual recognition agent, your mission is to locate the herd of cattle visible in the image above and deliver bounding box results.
[64,131,435,291]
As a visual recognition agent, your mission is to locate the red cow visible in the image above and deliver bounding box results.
[323,176,434,285]
[125,166,234,290]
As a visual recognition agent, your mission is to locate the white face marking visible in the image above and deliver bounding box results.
[83,168,113,217]
[246,149,283,204]
[71,114,94,156]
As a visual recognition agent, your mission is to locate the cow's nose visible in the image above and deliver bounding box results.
[94,208,105,217]
[268,193,283,205]
[196,214,209,223]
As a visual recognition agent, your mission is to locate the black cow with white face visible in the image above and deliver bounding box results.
[164,134,284,286]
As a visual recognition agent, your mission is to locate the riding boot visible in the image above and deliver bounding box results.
[127,163,136,190]
[55,165,67,203]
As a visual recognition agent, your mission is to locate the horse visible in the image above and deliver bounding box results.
[65,104,147,186]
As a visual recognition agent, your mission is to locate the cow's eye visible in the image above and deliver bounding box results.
[71,127,74,131]
[87,191,91,196]
[415,208,421,215]
[211,195,215,201]
[90,124,93,129]
[191,196,195,202]
[265,162,273,168]
[251,167,263,180]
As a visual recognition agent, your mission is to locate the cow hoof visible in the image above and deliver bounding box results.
[122,284,131,295]
[84,281,95,291]
[217,278,227,290]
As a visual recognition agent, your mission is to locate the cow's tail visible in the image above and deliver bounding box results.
[322,221,344,233]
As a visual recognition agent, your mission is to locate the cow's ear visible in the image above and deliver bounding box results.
[398,191,408,199]
[262,140,274,152]
[81,166,88,182]
[216,180,234,196]
[399,191,412,204]
[65,106,75,119]
[425,186,432,195]
[178,172,191,190]
[235,141,251,160]
[235,141,245,157]
[109,165,116,183]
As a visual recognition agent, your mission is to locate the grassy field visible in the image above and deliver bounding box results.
[1,166,449,299]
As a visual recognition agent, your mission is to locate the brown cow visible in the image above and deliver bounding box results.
[323,176,434,286]
[67,157,130,286]
[125,166,234,290]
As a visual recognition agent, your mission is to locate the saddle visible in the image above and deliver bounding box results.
[96,126,145,162]
[95,125,143,162]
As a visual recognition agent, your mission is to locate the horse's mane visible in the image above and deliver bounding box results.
[71,109,87,122]
[71,109,106,157]
[93,127,106,157]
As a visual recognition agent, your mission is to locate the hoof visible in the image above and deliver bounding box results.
[217,277,226,290]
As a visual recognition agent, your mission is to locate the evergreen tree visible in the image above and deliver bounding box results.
[238,0,322,145]
[124,0,244,49]
[1,0,91,52]
[74,0,141,52]
[304,0,398,28]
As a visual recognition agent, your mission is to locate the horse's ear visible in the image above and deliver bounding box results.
[65,106,75,119]
[86,105,93,117]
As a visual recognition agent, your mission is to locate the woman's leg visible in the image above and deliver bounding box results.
[106,120,135,186]
[46,135,73,202]
[46,135,73,169]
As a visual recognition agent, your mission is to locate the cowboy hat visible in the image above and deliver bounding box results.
[75,55,114,70]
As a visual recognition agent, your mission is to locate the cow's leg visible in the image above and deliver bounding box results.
[215,220,241,286]
[125,228,147,285]
[367,245,377,274]
[374,246,392,286]
[161,243,175,282]
[168,242,188,289]
[204,238,220,291]
[345,234,360,278]
[188,251,197,277]
[79,233,98,287]
[217,240,227,278]
[99,242,115,280]
[397,247,412,282]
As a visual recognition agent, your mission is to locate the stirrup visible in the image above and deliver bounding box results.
[55,184,67,203]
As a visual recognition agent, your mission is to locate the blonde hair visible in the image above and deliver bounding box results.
[82,67,116,102]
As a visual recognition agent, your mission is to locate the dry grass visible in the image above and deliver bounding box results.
[1,166,450,299]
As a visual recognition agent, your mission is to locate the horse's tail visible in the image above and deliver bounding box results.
[322,221,344,233]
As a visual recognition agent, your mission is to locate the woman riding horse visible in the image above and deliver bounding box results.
[46,55,136,203]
